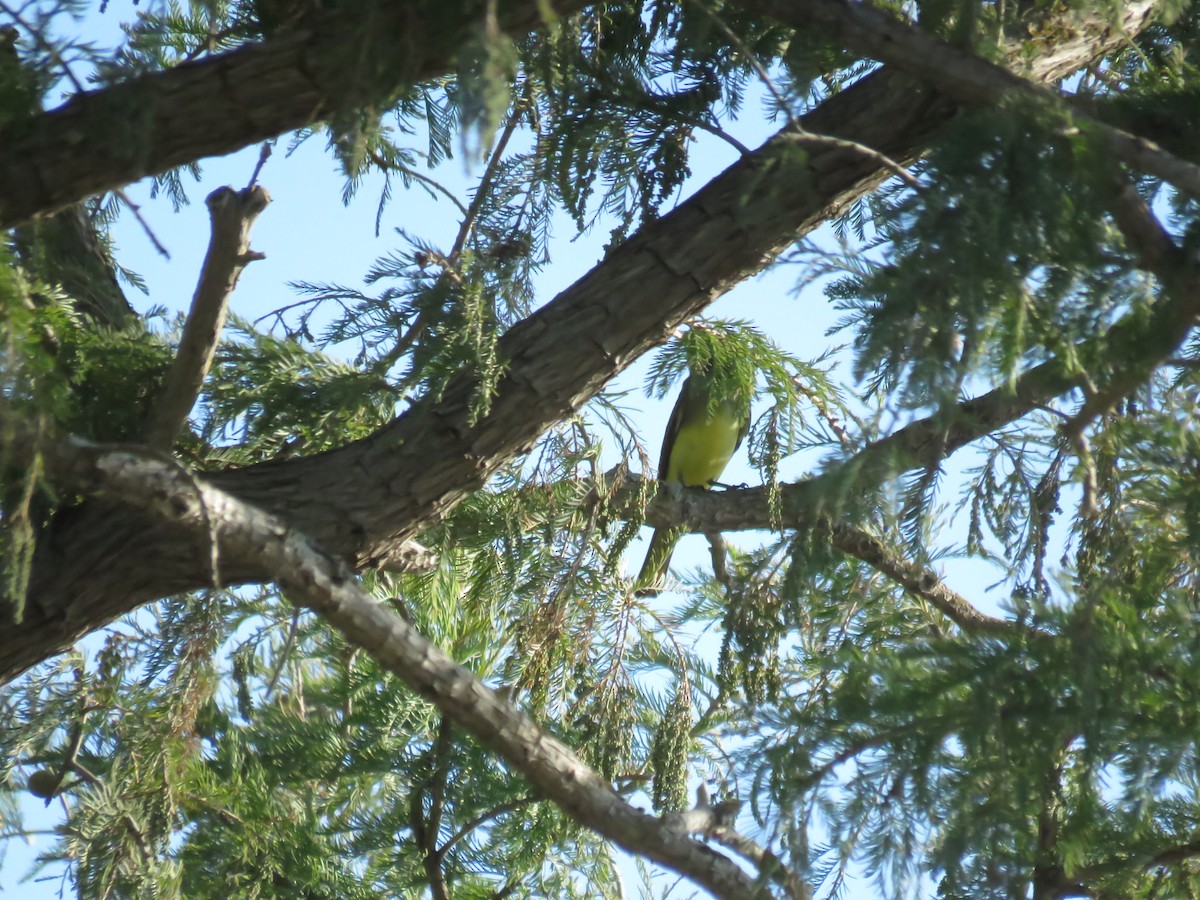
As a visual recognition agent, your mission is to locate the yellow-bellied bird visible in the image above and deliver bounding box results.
[634,366,750,595]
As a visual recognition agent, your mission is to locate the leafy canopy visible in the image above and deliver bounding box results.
[5,0,1200,898]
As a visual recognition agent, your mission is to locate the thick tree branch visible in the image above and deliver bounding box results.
[0,0,590,228]
[4,1,1161,682]
[12,64,952,679]
[145,185,270,450]
[740,0,1193,197]
[12,204,136,327]
[4,419,770,900]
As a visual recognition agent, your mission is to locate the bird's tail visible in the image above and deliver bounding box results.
[633,525,687,596]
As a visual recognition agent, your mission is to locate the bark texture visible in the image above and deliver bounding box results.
[0,0,589,227]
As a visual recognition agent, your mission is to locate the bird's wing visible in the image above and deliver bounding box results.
[733,395,751,453]
[657,374,693,479]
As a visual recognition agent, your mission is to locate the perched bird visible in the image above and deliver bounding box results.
[634,365,750,595]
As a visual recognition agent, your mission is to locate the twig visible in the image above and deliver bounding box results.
[378,98,526,372]
[493,877,522,898]
[0,0,85,94]
[704,530,731,589]
[793,374,855,452]
[777,129,923,191]
[369,151,469,216]
[144,185,270,450]
[633,599,694,689]
[694,0,921,190]
[685,117,753,157]
[438,796,538,858]
[264,604,302,701]
[0,828,60,841]
[828,521,1043,638]
[441,99,522,248]
[183,25,238,63]
[1072,836,1200,889]
[1068,428,1100,520]
[246,142,272,190]
[431,100,520,270]
[114,188,171,259]
[1060,180,1197,439]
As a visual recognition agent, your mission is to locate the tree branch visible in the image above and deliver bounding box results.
[413,717,453,900]
[633,365,1076,535]
[739,0,1193,197]
[709,826,809,900]
[827,521,1025,638]
[0,0,592,228]
[438,795,538,859]
[604,469,1036,638]
[377,96,525,374]
[664,794,811,900]
[145,185,270,450]
[1062,179,1200,438]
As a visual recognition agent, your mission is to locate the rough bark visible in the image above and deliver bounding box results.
[0,0,590,228]
[2,1,1164,682]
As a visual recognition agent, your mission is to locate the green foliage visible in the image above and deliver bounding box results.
[102,0,258,78]
[829,100,1132,405]
[0,248,80,422]
[523,0,797,237]
[0,244,161,619]
[200,316,396,463]
[0,564,639,896]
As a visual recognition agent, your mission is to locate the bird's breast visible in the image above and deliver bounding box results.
[665,408,744,487]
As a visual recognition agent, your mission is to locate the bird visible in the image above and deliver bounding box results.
[634,365,750,595]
